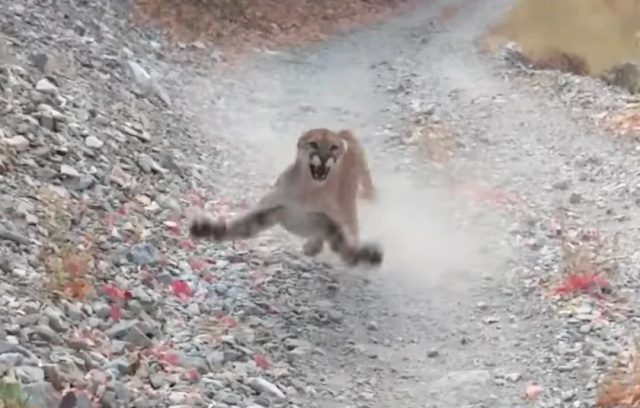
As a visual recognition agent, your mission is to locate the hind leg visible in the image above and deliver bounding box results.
[302,236,324,256]
[190,205,284,241]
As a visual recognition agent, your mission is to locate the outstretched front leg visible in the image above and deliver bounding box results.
[190,205,285,241]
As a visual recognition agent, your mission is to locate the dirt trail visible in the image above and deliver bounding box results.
[173,0,638,406]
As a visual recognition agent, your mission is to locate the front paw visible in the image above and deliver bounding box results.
[189,212,226,240]
[355,243,383,266]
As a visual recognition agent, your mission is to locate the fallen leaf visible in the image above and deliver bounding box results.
[149,348,179,367]
[524,383,543,400]
[171,279,191,299]
[117,206,127,216]
[102,284,132,301]
[65,279,93,300]
[555,273,610,297]
[253,354,270,370]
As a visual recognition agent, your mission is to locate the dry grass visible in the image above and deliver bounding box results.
[484,0,640,75]
[597,340,640,408]
[0,380,29,408]
[37,188,95,301]
[605,104,640,137]
[132,0,411,58]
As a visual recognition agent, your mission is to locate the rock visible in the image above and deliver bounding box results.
[219,392,242,405]
[552,180,570,190]
[35,78,58,96]
[247,377,286,400]
[105,320,139,339]
[125,61,153,94]
[4,135,29,151]
[120,123,151,142]
[60,164,80,178]
[22,381,59,408]
[123,326,154,348]
[127,243,158,265]
[482,316,499,324]
[136,153,165,174]
[149,373,166,389]
[569,192,582,204]
[15,365,45,383]
[29,53,60,75]
[36,104,66,131]
[85,135,104,149]
[206,351,225,368]
[33,325,62,344]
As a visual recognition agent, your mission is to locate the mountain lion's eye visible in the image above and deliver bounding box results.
[330,145,339,151]
[309,142,319,149]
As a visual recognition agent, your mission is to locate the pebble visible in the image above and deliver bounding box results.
[247,377,286,400]
[35,78,58,95]
[85,135,104,148]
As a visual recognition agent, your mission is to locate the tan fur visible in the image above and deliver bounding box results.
[189,128,382,267]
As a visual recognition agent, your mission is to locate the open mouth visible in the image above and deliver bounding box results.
[309,164,330,181]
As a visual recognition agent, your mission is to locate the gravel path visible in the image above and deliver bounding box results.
[1,0,639,407]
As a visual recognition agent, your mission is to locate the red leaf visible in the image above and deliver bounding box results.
[555,273,610,297]
[149,348,179,366]
[171,280,191,299]
[109,304,122,322]
[253,354,270,370]
[117,206,127,216]
[102,284,130,302]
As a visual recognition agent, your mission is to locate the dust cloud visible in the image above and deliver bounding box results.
[357,171,511,291]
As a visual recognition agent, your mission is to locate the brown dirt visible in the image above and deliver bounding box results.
[132,0,414,60]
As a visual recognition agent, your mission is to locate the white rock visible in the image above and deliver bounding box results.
[4,135,29,151]
[85,136,104,149]
[35,78,58,95]
[60,164,80,178]
[247,377,286,400]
